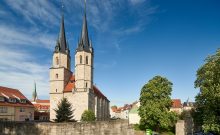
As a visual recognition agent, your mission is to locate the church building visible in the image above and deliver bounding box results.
[50,3,110,121]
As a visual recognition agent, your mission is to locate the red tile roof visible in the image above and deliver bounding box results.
[0,86,34,108]
[63,75,108,100]
[35,99,50,104]
[172,99,182,108]
[64,75,75,92]
[33,104,50,110]
[0,86,26,99]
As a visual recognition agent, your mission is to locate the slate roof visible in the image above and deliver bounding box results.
[55,14,69,54]
[76,4,92,53]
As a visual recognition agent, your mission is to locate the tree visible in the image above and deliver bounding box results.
[138,76,178,132]
[81,110,96,122]
[194,49,220,134]
[54,97,74,122]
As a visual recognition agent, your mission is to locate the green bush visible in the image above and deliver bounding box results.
[133,124,141,131]
[81,110,96,122]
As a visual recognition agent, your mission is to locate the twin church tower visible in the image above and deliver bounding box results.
[50,2,110,121]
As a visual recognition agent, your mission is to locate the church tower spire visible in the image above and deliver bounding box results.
[74,0,95,116]
[32,81,38,102]
[50,1,72,121]
[77,0,92,52]
[75,0,94,92]
[55,1,69,54]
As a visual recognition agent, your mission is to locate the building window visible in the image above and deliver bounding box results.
[56,74,58,79]
[85,82,88,88]
[0,107,7,113]
[0,96,4,102]
[56,89,57,92]
[20,99,26,103]
[80,55,82,64]
[20,108,25,112]
[9,98,16,103]
[86,56,88,64]
[56,57,59,65]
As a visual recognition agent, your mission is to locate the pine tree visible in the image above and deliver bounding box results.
[54,98,74,122]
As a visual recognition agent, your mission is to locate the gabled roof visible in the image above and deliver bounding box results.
[0,86,26,99]
[0,86,34,108]
[172,99,182,108]
[63,75,108,100]
[64,75,75,92]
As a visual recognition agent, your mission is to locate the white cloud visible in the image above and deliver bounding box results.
[0,0,158,99]
[0,24,56,50]
[129,0,146,5]
[0,46,50,99]
[4,0,59,27]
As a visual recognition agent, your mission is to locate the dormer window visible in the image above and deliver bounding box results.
[9,98,16,103]
[0,96,4,102]
[20,99,26,103]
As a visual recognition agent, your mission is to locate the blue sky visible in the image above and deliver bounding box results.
[0,0,219,106]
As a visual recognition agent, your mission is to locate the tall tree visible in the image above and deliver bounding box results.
[54,98,74,122]
[194,49,220,133]
[139,76,177,132]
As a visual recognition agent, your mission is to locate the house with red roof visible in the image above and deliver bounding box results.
[0,86,34,121]
[31,84,50,121]
[32,99,50,121]
[110,104,133,120]
[170,99,183,114]
[49,2,110,121]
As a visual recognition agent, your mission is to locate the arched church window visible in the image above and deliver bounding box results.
[80,55,82,64]
[86,56,88,64]
[56,74,58,79]
[56,57,59,65]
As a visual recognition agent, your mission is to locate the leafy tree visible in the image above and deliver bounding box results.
[194,49,220,134]
[138,76,178,132]
[54,98,74,122]
[81,110,96,122]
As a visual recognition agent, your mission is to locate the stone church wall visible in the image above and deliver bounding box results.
[0,120,144,135]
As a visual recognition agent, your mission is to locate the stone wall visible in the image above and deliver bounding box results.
[176,120,185,135]
[0,120,144,135]
[176,118,198,135]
